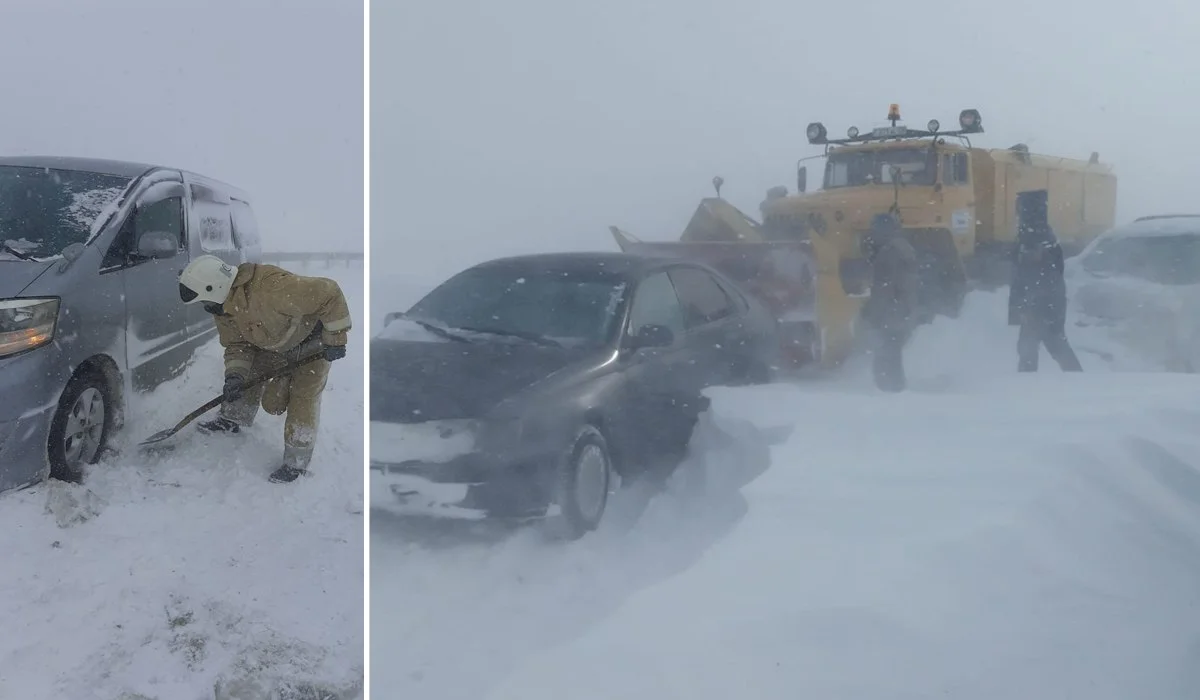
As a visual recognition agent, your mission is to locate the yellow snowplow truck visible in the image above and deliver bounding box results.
[612,105,1117,369]
[771,106,1116,359]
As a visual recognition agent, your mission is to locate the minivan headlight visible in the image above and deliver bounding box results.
[0,297,59,358]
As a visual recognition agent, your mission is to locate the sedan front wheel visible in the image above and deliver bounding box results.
[544,425,613,541]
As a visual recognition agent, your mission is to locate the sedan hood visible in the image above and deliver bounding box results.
[370,337,586,423]
[0,260,55,296]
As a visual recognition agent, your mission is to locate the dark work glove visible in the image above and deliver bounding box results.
[222,374,246,403]
[323,344,347,362]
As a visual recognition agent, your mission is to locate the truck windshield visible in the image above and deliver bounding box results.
[0,165,132,261]
[824,147,937,189]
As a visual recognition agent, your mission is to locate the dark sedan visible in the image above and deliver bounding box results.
[369,252,778,539]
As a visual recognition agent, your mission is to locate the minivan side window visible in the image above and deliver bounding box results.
[667,267,736,328]
[102,182,186,269]
[191,182,235,253]
[626,271,685,340]
[230,199,260,251]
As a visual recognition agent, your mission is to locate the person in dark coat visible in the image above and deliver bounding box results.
[862,213,921,392]
[1007,191,1083,373]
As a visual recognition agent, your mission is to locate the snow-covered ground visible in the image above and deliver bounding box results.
[371,280,1200,700]
[0,261,365,700]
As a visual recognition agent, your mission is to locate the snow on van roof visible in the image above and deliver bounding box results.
[1108,215,1200,239]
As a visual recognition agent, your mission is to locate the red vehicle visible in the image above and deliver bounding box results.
[609,195,822,368]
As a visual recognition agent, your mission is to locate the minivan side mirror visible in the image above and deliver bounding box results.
[136,230,179,259]
[627,323,675,352]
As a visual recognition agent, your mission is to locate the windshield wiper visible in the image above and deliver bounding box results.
[401,315,472,343]
[456,325,563,348]
[0,241,37,261]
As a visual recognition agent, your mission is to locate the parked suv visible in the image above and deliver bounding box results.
[0,156,262,493]
[1068,215,1200,372]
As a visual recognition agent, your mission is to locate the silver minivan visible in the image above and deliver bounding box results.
[0,156,262,493]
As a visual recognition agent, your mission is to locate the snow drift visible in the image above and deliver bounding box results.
[482,313,1200,700]
[0,261,364,700]
[371,282,1200,700]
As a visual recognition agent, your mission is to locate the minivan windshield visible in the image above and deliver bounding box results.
[1082,232,1200,285]
[0,165,132,261]
[399,265,629,348]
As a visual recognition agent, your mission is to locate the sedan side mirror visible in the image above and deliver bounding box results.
[136,230,179,259]
[628,323,675,351]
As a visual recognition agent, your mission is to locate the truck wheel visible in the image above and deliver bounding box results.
[543,425,613,541]
[47,370,113,483]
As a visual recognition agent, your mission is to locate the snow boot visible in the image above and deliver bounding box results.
[197,416,241,435]
[268,443,314,484]
[268,464,308,483]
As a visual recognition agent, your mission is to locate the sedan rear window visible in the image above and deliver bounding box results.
[1082,233,1200,285]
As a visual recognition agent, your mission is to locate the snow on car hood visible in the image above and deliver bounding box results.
[373,318,451,343]
[1070,269,1200,370]
[370,418,477,465]
[1072,272,1195,320]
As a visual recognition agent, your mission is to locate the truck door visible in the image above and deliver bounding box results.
[1016,189,1050,239]
[942,151,975,245]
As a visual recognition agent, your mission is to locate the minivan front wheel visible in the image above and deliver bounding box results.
[48,372,113,483]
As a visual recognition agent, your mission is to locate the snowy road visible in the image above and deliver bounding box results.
[0,261,364,699]
[489,375,1200,700]
[371,286,1200,700]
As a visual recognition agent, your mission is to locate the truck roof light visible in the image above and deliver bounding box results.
[959,109,982,132]
[806,122,828,145]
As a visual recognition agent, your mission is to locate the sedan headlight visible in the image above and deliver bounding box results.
[0,297,59,358]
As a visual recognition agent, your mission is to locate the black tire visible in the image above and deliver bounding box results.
[47,370,113,483]
[543,425,613,541]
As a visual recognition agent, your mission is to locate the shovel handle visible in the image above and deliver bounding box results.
[141,351,328,444]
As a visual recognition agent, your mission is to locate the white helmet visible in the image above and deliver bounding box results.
[179,255,237,305]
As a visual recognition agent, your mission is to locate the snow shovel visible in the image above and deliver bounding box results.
[138,351,327,446]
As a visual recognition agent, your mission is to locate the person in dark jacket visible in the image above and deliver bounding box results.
[862,213,921,392]
[1007,191,1083,373]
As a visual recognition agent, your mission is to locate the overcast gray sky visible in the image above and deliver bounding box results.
[375,0,1200,287]
[0,0,362,253]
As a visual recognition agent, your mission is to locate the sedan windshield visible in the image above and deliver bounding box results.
[0,165,131,261]
[403,265,629,347]
[1082,233,1200,285]
[824,147,936,188]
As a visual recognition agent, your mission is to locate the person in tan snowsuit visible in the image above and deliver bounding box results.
[177,254,352,483]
